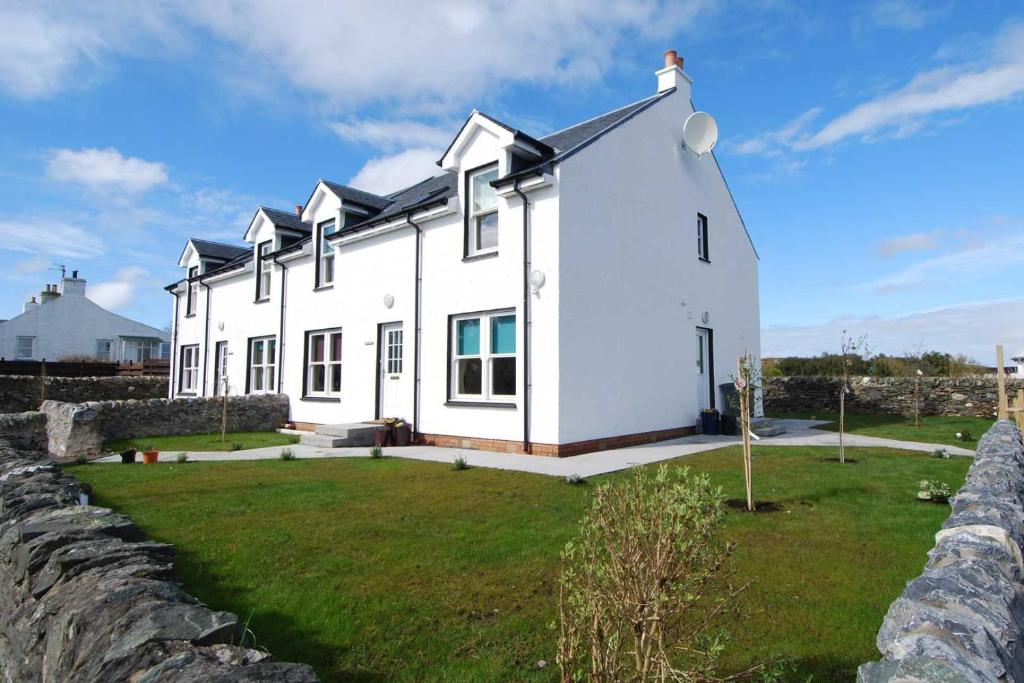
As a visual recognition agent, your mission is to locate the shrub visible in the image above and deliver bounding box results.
[230,441,244,451]
[452,455,469,470]
[74,454,89,465]
[918,479,952,503]
[955,430,973,442]
[369,446,383,459]
[564,473,586,485]
[930,448,950,459]
[176,452,189,464]
[557,465,739,682]
[279,448,296,461]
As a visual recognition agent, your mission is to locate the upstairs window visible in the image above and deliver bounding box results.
[697,213,709,261]
[466,164,499,256]
[16,336,34,359]
[450,310,516,401]
[317,219,337,287]
[256,241,272,301]
[186,266,199,315]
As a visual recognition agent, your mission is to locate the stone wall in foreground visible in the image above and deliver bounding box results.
[0,375,168,414]
[858,420,1024,682]
[40,394,290,459]
[0,411,319,682]
[763,375,1017,418]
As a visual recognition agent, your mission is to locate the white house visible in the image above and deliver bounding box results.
[167,51,761,456]
[1,271,170,362]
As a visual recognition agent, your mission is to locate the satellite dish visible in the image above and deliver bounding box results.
[682,111,718,156]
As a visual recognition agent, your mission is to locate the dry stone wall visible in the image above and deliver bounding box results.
[858,420,1024,682]
[0,375,167,414]
[41,394,290,459]
[763,375,1017,418]
[0,412,319,682]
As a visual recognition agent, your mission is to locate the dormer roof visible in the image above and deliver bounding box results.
[178,238,250,268]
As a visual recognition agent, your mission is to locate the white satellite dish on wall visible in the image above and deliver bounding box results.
[682,111,718,157]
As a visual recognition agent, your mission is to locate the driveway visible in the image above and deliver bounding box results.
[96,419,973,478]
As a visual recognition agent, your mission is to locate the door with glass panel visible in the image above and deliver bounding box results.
[378,322,410,419]
[696,328,711,412]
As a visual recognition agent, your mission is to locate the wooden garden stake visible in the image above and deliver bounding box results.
[997,345,1008,420]
[1017,389,1024,430]
[221,377,229,442]
[913,370,921,428]
[737,354,754,512]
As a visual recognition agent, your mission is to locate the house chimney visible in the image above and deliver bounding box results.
[23,296,39,313]
[656,48,692,97]
[61,271,87,297]
[40,284,60,304]
[295,205,303,217]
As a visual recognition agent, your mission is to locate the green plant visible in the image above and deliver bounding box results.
[956,429,973,442]
[918,479,951,503]
[74,453,89,465]
[930,448,950,459]
[231,441,244,451]
[452,455,469,470]
[143,444,157,452]
[279,448,296,461]
[557,465,741,682]
[369,446,383,459]
[564,473,586,485]
[176,452,189,464]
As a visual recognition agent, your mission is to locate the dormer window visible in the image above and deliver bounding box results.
[466,164,498,257]
[186,266,199,316]
[256,241,272,301]
[316,219,337,288]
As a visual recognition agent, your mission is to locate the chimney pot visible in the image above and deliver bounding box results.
[664,50,679,69]
[295,205,303,217]
[72,269,78,278]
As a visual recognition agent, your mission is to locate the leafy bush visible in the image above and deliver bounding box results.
[557,465,739,682]
[918,479,951,503]
[564,473,586,485]
[369,446,383,459]
[452,455,469,471]
[930,448,950,459]
[230,441,244,451]
[176,452,189,464]
[279,448,296,461]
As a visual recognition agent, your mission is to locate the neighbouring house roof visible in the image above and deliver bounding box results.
[260,207,313,234]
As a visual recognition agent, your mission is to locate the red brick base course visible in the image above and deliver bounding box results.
[417,425,695,458]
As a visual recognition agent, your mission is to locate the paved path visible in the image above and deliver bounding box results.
[97,420,973,478]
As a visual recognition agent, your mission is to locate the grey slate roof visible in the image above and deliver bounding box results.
[321,181,393,210]
[260,206,312,234]
[343,173,457,233]
[189,238,250,262]
[541,94,662,151]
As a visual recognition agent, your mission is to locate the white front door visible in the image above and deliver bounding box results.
[378,323,409,419]
[696,328,711,412]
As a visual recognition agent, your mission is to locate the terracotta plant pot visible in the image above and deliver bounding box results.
[142,450,159,464]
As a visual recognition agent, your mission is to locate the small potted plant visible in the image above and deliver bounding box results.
[375,420,393,447]
[393,418,411,446]
[120,448,137,464]
[141,444,160,464]
[700,408,720,435]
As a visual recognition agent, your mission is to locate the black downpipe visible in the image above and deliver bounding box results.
[169,292,180,398]
[407,214,423,441]
[513,181,531,453]
[274,255,289,393]
[201,281,212,397]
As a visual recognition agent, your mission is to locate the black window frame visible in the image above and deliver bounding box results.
[255,240,273,302]
[697,212,710,262]
[185,265,199,316]
[178,344,200,394]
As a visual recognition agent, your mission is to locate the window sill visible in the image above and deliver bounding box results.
[698,257,710,263]
[301,396,341,403]
[314,284,334,292]
[445,400,517,409]
[177,392,197,397]
[184,313,196,318]
[254,297,271,304]
[463,251,499,263]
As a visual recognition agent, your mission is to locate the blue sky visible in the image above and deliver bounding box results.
[1,1,1022,363]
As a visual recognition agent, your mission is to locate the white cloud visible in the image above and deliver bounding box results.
[329,119,454,151]
[47,148,168,194]
[13,256,51,275]
[348,148,445,195]
[870,0,944,30]
[875,231,941,257]
[87,265,147,310]
[763,297,1024,364]
[0,220,105,258]
[736,20,1024,155]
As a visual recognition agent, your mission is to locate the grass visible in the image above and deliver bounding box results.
[103,431,298,453]
[771,411,991,448]
[69,446,970,682]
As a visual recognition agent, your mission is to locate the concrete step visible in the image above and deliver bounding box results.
[308,423,381,448]
[299,433,349,448]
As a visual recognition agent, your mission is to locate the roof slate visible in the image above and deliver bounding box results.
[321,181,393,210]
[190,238,250,262]
[260,206,312,233]
[540,94,662,152]
[342,173,458,234]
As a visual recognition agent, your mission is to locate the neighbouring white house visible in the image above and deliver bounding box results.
[1,271,170,363]
[168,51,761,456]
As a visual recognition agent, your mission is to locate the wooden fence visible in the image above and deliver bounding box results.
[0,359,169,378]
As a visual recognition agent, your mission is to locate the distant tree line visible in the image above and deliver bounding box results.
[762,351,988,378]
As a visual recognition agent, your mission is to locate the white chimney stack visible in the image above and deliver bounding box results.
[23,296,39,313]
[61,270,87,297]
[656,49,692,98]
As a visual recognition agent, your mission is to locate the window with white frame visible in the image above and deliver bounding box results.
[305,329,342,397]
[466,164,499,256]
[186,266,199,315]
[697,213,709,261]
[450,311,516,400]
[15,336,34,359]
[213,341,229,395]
[179,345,199,393]
[248,336,277,394]
[317,219,337,287]
[256,241,272,300]
[96,339,112,360]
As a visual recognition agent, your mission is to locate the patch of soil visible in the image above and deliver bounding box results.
[725,499,783,513]
[815,457,859,463]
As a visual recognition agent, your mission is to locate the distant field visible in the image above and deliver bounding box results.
[771,411,990,448]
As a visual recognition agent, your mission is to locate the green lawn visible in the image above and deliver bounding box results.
[69,446,969,682]
[771,411,991,448]
[103,431,298,453]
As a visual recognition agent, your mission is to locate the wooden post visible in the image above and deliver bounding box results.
[913,373,920,428]
[1017,389,1024,430]
[221,378,229,443]
[997,345,1008,420]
